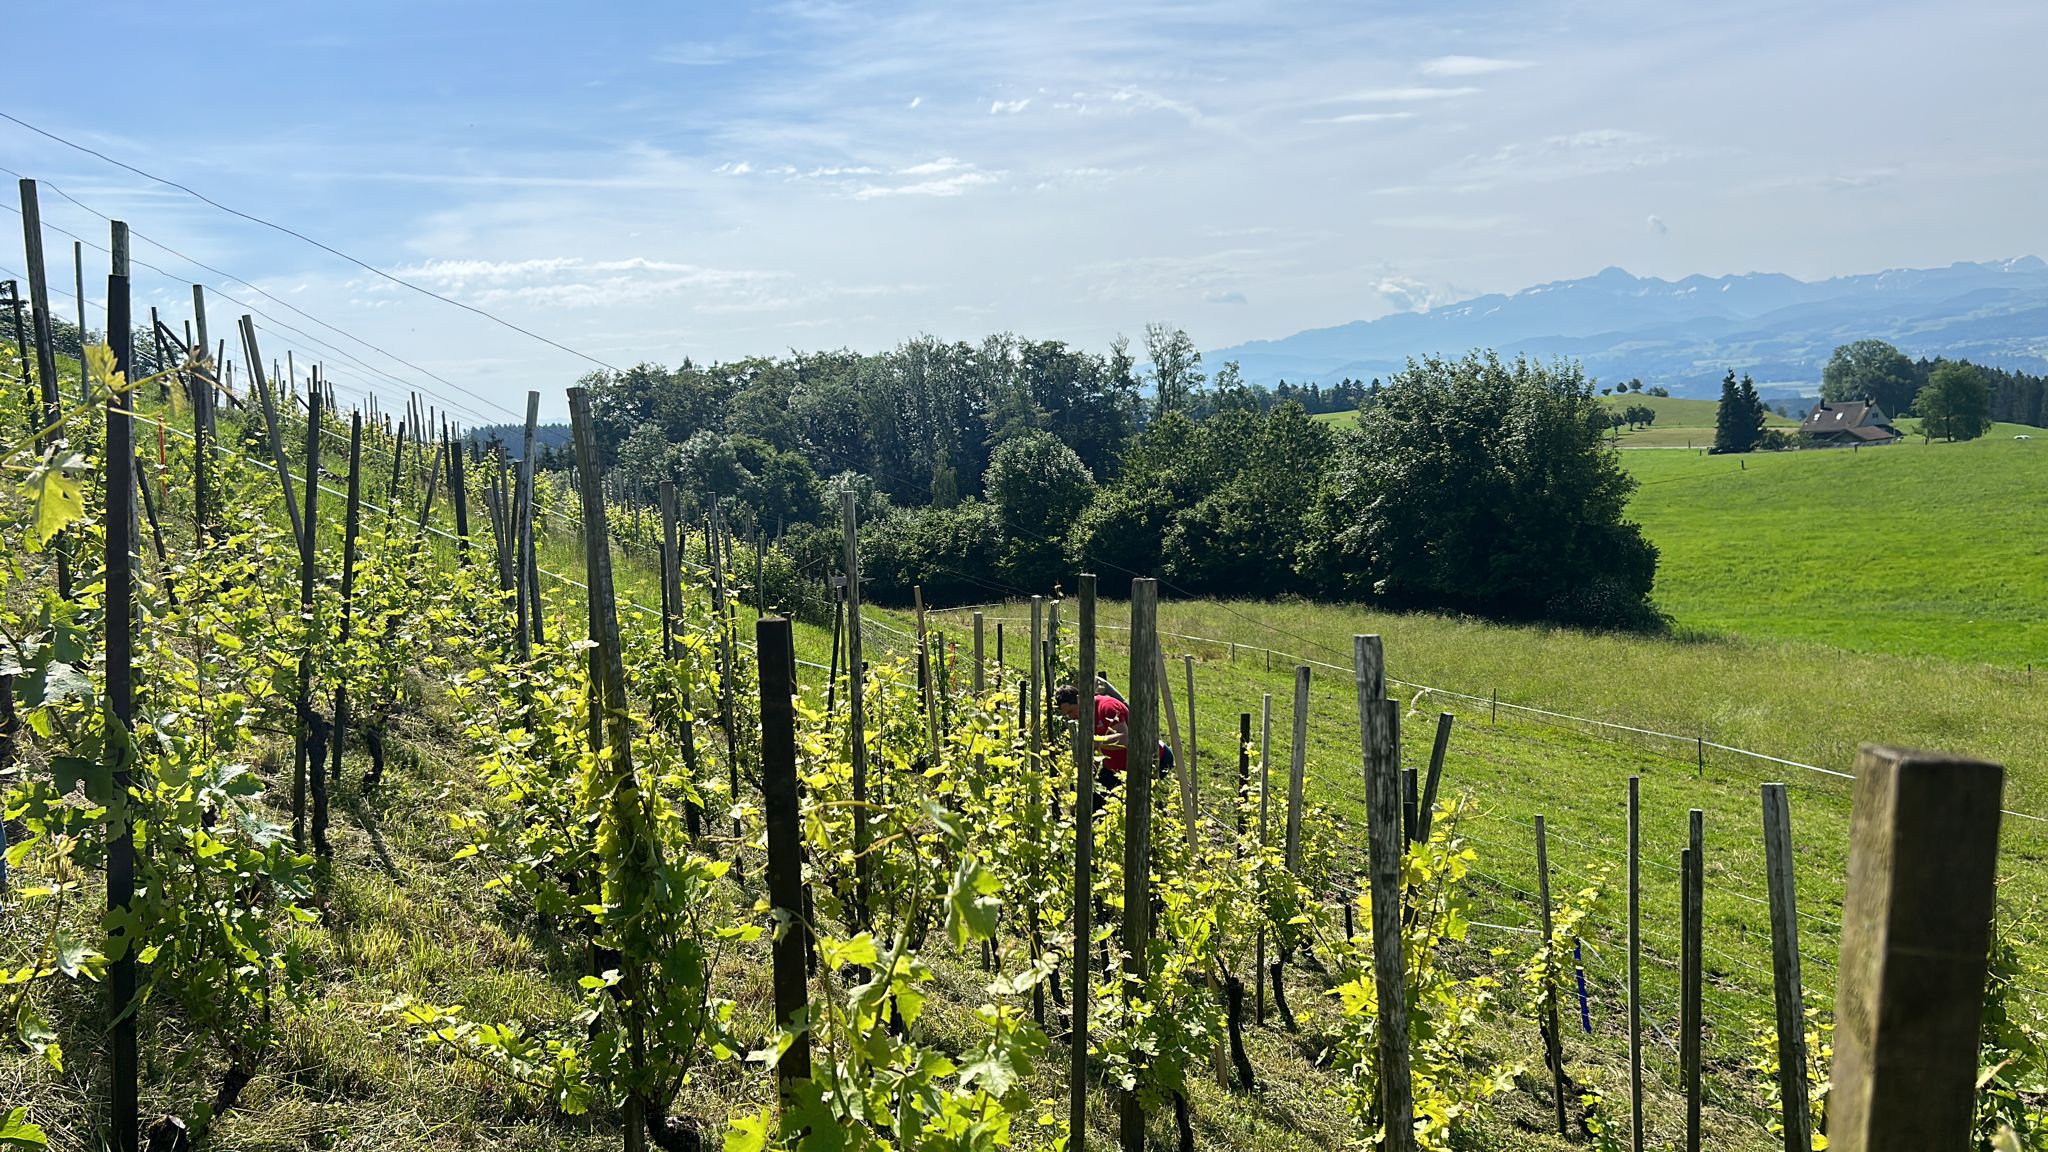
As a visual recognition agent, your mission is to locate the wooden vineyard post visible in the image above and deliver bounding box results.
[449,426,470,556]
[105,247,140,1152]
[1070,574,1097,1152]
[18,181,70,598]
[1759,783,1812,1152]
[567,387,653,1152]
[1284,667,1310,873]
[1827,747,2003,1152]
[294,389,324,854]
[1536,815,1567,1138]
[239,318,305,552]
[972,611,985,696]
[757,617,813,1100]
[1120,578,1160,1152]
[1157,641,1190,831]
[826,578,844,712]
[920,586,937,750]
[1255,691,1273,1026]
[332,413,363,785]
[839,490,871,930]
[1028,594,1046,1027]
[660,483,703,840]
[1627,775,1644,1152]
[1681,809,1704,1152]
[1416,713,1453,842]
[1354,635,1413,1152]
[1236,712,1251,838]
[996,621,1004,679]
[517,391,544,648]
[1184,654,1198,801]
[190,285,214,544]
[710,504,740,843]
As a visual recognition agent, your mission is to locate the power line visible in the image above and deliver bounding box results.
[0,169,519,426]
[0,111,620,374]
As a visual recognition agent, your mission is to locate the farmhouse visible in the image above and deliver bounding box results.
[1800,400,1900,446]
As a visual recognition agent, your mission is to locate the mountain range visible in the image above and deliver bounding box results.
[1210,257,2048,398]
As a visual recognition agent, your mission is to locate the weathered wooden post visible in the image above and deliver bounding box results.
[1028,593,1046,1028]
[839,490,870,930]
[190,286,215,544]
[1415,713,1453,842]
[1536,815,1567,1138]
[1681,808,1703,1152]
[1760,783,1811,1152]
[567,386,652,1152]
[1284,666,1310,872]
[1255,691,1273,1026]
[1120,579,1160,1152]
[1184,653,1198,802]
[295,389,324,855]
[330,411,363,787]
[1627,775,1644,1152]
[1070,574,1097,1152]
[104,243,139,1152]
[661,482,703,840]
[1827,747,2003,1152]
[757,616,813,1101]
[238,317,304,549]
[966,606,983,696]
[1236,712,1252,838]
[1355,634,1413,1152]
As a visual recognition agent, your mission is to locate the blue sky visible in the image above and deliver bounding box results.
[6,0,2046,421]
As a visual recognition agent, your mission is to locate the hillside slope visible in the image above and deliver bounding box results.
[1622,434,2048,664]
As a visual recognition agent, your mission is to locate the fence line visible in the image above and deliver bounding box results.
[942,610,2048,825]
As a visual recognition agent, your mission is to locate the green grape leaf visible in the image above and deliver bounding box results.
[1,1106,49,1148]
[945,857,1003,949]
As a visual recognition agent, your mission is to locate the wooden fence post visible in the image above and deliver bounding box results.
[973,611,986,697]
[1255,691,1273,1025]
[1416,713,1453,842]
[567,387,651,1152]
[1760,782,1812,1152]
[839,490,870,930]
[1682,808,1703,1152]
[1284,667,1310,871]
[104,252,139,1152]
[1536,815,1567,1138]
[1355,634,1413,1152]
[1236,712,1251,838]
[1120,578,1161,1152]
[295,389,324,855]
[1827,746,2003,1152]
[1627,775,1644,1152]
[757,616,813,1100]
[1070,574,1097,1152]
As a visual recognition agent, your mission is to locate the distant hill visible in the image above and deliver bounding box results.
[1211,257,2048,398]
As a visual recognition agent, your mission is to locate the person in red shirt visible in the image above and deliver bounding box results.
[1057,682,1171,810]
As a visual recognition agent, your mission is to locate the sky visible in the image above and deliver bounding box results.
[5,0,2047,422]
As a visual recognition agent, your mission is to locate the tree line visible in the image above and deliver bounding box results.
[574,334,1660,630]
[1820,339,2043,436]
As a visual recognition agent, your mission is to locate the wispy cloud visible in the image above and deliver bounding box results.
[1329,86,1481,102]
[990,98,1030,114]
[1420,55,1532,76]
[1306,111,1418,125]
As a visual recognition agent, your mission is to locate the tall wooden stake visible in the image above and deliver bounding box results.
[20,180,71,599]
[1284,666,1310,871]
[972,611,986,696]
[238,317,305,550]
[1828,746,2003,1152]
[1355,634,1412,1152]
[1536,815,1567,1138]
[295,389,324,854]
[332,412,363,784]
[1120,579,1160,1152]
[1627,775,1644,1152]
[1255,691,1273,1025]
[1070,574,1097,1152]
[1415,713,1453,842]
[567,387,652,1152]
[840,490,870,929]
[1761,783,1812,1152]
[1028,594,1046,1027]
[104,253,139,1152]
[757,616,813,1101]
[1682,809,1704,1152]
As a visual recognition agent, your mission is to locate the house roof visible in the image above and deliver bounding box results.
[1801,401,1892,434]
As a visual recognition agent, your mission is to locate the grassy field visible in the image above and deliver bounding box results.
[923,591,2048,1148]
[1622,430,2048,666]
[1600,394,1796,448]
